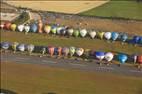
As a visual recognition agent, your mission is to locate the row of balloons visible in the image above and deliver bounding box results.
[0,21,142,45]
[1,42,142,67]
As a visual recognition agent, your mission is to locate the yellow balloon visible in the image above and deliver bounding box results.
[11,24,17,31]
[98,32,104,39]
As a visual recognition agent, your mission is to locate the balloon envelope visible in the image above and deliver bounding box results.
[118,54,128,64]
[105,52,114,62]
[4,22,11,30]
[31,23,37,33]
[89,31,96,39]
[10,24,17,31]
[67,28,74,36]
[120,34,128,42]
[104,32,111,40]
[95,51,105,60]
[51,25,57,34]
[138,55,142,64]
[24,24,30,33]
[27,44,34,52]
[18,44,25,52]
[69,47,76,56]
[97,32,104,39]
[1,42,10,50]
[44,25,51,34]
[73,30,79,37]
[76,48,84,56]
[80,29,87,37]
[111,32,119,41]
[62,47,69,56]
[132,36,140,44]
[18,24,24,32]
[56,27,62,35]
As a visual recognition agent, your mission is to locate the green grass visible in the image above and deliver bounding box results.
[1,62,142,94]
[1,31,142,55]
[80,1,142,20]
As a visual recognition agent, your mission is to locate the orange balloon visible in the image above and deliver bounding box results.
[38,20,43,33]
[49,47,54,57]
[58,47,62,56]
[138,55,142,64]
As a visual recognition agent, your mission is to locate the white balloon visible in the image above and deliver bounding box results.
[57,27,62,35]
[96,55,105,60]
[89,31,96,39]
[80,29,87,37]
[24,25,30,33]
[18,44,25,52]
[27,44,34,52]
[105,52,114,62]
[67,28,74,36]
[18,24,24,32]
[76,48,84,56]
[104,32,112,40]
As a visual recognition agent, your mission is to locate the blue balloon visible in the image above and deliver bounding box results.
[31,23,37,33]
[138,36,142,44]
[95,51,105,56]
[133,36,140,44]
[118,54,128,64]
[1,42,10,50]
[120,33,128,42]
[111,32,119,41]
[54,47,58,55]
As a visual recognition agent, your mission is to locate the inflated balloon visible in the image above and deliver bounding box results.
[0,24,4,29]
[24,24,30,34]
[12,42,19,52]
[69,47,76,57]
[57,27,62,35]
[97,32,104,39]
[1,42,10,50]
[67,28,74,36]
[18,24,24,32]
[104,32,112,40]
[89,31,96,39]
[139,37,142,44]
[38,19,43,33]
[4,22,11,30]
[111,32,119,41]
[58,47,62,56]
[41,47,46,55]
[31,23,37,33]
[137,55,142,64]
[132,36,140,44]
[48,46,55,57]
[73,30,79,37]
[27,44,34,54]
[105,52,114,62]
[51,25,57,34]
[120,33,128,42]
[44,25,51,34]
[95,51,105,60]
[18,44,25,52]
[62,47,69,56]
[10,24,17,31]
[80,29,87,37]
[76,48,84,56]
[60,27,66,35]
[118,54,128,64]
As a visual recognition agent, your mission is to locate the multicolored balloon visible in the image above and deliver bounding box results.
[137,55,142,64]
[44,25,51,34]
[104,32,112,40]
[56,27,63,35]
[51,25,57,34]
[18,24,24,32]
[105,52,114,62]
[95,51,105,61]
[76,48,84,56]
[118,54,128,64]
[80,29,87,38]
[111,32,119,41]
[89,31,96,39]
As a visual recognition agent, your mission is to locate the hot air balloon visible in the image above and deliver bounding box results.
[89,31,96,39]
[67,28,74,36]
[69,47,76,57]
[139,37,142,44]
[18,24,24,32]
[0,23,4,29]
[48,46,55,57]
[40,47,47,57]
[60,27,66,36]
[132,54,137,64]
[56,26,62,35]
[132,36,140,45]
[120,33,128,44]
[111,32,119,41]
[73,29,79,37]
[57,47,62,57]
[76,48,84,57]
[27,44,34,55]
[51,25,57,34]
[137,55,142,69]
[97,31,104,39]
[18,44,25,52]
[105,52,114,65]
[84,49,91,60]
[24,24,30,34]
[12,42,19,53]
[62,47,69,57]
[10,24,17,31]
[1,42,10,50]
[104,32,112,40]
[95,51,105,65]
[38,19,43,33]
[4,22,11,30]
[118,54,128,65]
[80,29,87,38]
[44,25,51,34]
[31,23,37,33]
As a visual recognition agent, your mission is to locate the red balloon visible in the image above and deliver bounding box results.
[4,22,11,30]
[38,20,43,33]
[138,55,142,64]
[48,46,54,57]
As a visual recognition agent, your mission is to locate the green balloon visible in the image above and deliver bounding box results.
[69,47,75,56]
[51,28,57,34]
[73,30,79,37]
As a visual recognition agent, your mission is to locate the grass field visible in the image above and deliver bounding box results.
[1,62,142,94]
[80,1,142,20]
[1,31,142,55]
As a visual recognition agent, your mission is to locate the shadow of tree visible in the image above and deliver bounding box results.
[0,88,18,94]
